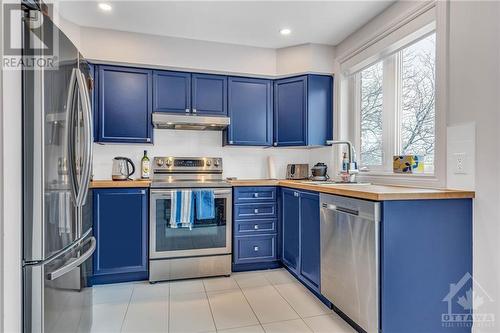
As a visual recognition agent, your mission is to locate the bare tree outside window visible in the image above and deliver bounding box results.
[400,34,436,168]
[360,61,383,166]
[357,33,436,173]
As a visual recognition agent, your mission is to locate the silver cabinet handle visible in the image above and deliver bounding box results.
[66,69,78,205]
[322,203,359,217]
[192,108,197,114]
[229,140,233,144]
[254,246,259,252]
[47,236,96,281]
[185,108,190,113]
[254,225,259,230]
[273,142,277,147]
[254,209,259,214]
[253,193,259,198]
[294,192,299,197]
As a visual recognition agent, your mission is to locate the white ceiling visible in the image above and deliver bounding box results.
[58,1,394,49]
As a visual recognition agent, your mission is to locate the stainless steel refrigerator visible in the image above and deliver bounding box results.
[22,2,95,332]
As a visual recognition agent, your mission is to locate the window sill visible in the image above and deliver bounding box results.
[357,171,444,188]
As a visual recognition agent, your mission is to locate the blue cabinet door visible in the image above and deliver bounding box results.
[97,65,152,143]
[299,191,320,289]
[153,70,191,114]
[92,188,148,284]
[226,77,272,146]
[192,73,227,116]
[274,76,307,146]
[281,188,300,272]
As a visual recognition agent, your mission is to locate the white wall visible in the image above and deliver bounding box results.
[447,2,500,331]
[80,26,277,76]
[334,0,500,330]
[93,131,331,180]
[276,43,335,76]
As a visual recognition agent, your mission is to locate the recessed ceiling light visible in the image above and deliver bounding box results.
[98,3,112,12]
[280,28,291,36]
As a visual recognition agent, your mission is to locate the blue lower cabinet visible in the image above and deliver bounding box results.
[234,202,277,219]
[380,199,473,333]
[92,188,148,284]
[281,188,320,292]
[281,188,300,272]
[299,192,320,290]
[234,235,277,263]
[233,187,280,271]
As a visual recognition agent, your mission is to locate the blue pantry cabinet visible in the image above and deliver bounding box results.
[281,188,321,292]
[274,75,333,147]
[95,65,153,143]
[233,187,280,271]
[152,70,227,116]
[92,188,149,284]
[225,77,273,146]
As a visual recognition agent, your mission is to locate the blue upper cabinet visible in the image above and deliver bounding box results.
[274,75,333,147]
[96,65,153,143]
[153,70,191,114]
[192,73,227,116]
[92,188,149,284]
[225,77,273,146]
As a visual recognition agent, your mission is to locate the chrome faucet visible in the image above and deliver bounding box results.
[326,140,359,182]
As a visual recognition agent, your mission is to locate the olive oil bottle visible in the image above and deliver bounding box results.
[141,150,150,179]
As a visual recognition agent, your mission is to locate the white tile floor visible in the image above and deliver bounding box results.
[82,268,356,333]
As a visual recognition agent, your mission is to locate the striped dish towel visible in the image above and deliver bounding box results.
[169,190,194,229]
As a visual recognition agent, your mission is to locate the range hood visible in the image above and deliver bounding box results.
[152,113,230,131]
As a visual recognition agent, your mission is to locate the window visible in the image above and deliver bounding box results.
[355,33,436,173]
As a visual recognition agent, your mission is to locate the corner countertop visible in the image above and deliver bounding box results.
[90,179,475,201]
[227,179,475,201]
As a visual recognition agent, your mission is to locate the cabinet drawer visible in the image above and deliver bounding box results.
[234,235,277,263]
[235,219,277,235]
[234,203,277,219]
[234,187,277,203]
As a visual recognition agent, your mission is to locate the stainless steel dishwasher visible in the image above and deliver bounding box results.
[320,193,380,333]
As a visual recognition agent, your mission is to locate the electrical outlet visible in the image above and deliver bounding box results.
[453,152,467,174]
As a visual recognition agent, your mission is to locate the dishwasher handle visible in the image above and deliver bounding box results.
[322,203,359,217]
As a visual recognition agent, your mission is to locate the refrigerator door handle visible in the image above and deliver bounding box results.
[66,68,79,205]
[46,236,96,281]
[75,69,93,208]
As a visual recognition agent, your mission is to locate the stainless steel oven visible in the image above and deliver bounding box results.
[149,157,232,282]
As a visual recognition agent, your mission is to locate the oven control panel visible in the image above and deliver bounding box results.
[153,157,223,173]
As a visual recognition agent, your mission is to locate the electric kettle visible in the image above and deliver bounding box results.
[112,157,135,180]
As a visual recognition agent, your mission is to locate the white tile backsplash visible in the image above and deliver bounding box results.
[92,129,332,180]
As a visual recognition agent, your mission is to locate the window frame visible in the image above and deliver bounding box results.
[336,1,448,187]
[354,32,437,174]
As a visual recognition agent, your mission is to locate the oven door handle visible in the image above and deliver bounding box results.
[151,189,232,198]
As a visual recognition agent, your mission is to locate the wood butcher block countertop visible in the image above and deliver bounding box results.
[90,179,475,201]
[90,179,151,188]
[228,179,475,201]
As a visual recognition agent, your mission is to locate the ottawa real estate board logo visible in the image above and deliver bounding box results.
[442,272,495,329]
[3,3,59,70]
